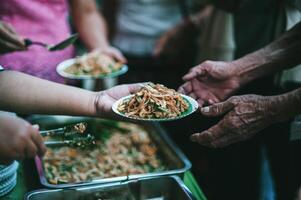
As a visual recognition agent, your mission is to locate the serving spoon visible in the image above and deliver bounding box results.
[24,33,78,51]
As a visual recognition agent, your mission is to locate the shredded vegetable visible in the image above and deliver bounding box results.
[64,52,122,76]
[43,122,167,184]
[118,83,189,119]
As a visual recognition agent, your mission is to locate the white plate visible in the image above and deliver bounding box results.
[56,58,128,80]
[112,94,199,121]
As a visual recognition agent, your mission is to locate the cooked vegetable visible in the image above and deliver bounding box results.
[117,83,189,119]
[43,122,168,184]
[64,52,122,76]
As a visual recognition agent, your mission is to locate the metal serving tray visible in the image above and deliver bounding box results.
[28,115,191,189]
[25,176,196,200]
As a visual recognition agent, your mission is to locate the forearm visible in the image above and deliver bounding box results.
[0,71,97,116]
[268,87,301,123]
[70,0,110,50]
[231,22,301,85]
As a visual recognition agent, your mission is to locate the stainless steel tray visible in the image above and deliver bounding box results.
[25,176,196,200]
[29,115,191,189]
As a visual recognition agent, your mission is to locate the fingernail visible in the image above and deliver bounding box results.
[201,107,210,113]
[32,124,39,130]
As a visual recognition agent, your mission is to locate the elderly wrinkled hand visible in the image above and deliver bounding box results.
[190,94,285,148]
[0,21,26,54]
[0,114,46,164]
[178,60,240,106]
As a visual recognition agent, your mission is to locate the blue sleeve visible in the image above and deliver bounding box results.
[0,65,4,72]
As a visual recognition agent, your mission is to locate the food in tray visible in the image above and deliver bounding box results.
[64,52,123,76]
[43,122,168,184]
[117,83,189,119]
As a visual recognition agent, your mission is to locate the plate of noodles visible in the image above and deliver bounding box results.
[112,83,199,121]
[57,52,128,79]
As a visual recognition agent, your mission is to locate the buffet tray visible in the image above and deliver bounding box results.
[28,115,191,189]
[24,176,196,200]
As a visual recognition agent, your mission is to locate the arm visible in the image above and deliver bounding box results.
[0,70,140,117]
[180,21,301,106]
[232,21,301,85]
[69,0,126,62]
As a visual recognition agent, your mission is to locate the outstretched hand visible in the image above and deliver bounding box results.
[190,94,283,148]
[178,61,241,106]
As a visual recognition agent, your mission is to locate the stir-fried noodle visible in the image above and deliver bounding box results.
[118,83,189,119]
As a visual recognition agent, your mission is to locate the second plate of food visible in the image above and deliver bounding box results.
[57,53,128,79]
[112,83,199,121]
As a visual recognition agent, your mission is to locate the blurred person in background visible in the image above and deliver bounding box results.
[81,0,202,88]
[0,0,125,83]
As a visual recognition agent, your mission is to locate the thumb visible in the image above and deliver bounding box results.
[153,38,165,57]
[200,100,234,117]
[127,83,145,94]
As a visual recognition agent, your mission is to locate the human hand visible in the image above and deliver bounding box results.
[94,83,142,118]
[92,46,127,64]
[153,19,198,61]
[0,21,26,54]
[178,61,241,106]
[0,114,46,165]
[190,94,289,148]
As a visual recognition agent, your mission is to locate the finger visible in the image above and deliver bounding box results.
[32,124,39,130]
[2,22,18,35]
[200,100,234,117]
[0,38,26,53]
[24,140,38,158]
[187,92,197,100]
[210,134,241,148]
[127,83,143,94]
[208,97,220,105]
[105,48,127,63]
[190,122,226,145]
[177,82,192,95]
[153,40,164,57]
[183,67,206,81]
[197,99,205,107]
[31,131,47,157]
[0,26,25,47]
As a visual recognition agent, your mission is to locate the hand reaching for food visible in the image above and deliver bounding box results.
[0,21,26,54]
[92,46,127,64]
[178,60,241,106]
[190,91,301,148]
[0,113,46,164]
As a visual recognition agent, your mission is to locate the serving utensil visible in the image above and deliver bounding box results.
[44,134,96,148]
[40,122,87,137]
[24,33,78,51]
